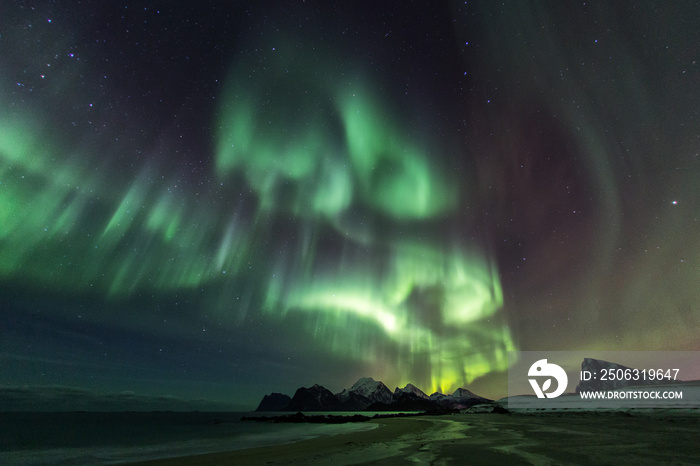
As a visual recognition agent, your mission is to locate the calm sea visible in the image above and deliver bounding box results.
[0,411,379,465]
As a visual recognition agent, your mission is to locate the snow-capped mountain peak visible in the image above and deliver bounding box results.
[337,377,393,405]
[394,383,429,399]
[452,388,482,399]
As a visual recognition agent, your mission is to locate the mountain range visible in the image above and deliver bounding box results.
[255,377,491,412]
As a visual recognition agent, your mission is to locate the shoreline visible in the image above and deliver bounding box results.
[125,412,700,465]
[125,416,432,466]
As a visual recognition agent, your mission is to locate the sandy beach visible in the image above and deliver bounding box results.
[126,411,699,465]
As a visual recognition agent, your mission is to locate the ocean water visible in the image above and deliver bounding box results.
[0,412,379,465]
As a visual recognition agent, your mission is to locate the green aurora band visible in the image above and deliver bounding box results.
[0,47,515,393]
[215,49,514,392]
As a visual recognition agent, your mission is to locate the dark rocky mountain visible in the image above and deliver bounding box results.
[441,388,492,409]
[427,388,491,409]
[452,388,491,404]
[337,392,373,411]
[255,377,492,412]
[452,388,484,400]
[255,392,291,412]
[284,384,342,411]
[369,390,435,411]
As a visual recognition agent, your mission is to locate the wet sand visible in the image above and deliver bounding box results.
[127,412,699,465]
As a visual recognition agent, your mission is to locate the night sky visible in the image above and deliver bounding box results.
[2,1,699,410]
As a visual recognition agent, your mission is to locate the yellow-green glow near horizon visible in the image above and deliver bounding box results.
[266,242,514,394]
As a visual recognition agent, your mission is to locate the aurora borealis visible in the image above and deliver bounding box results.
[2,1,699,408]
